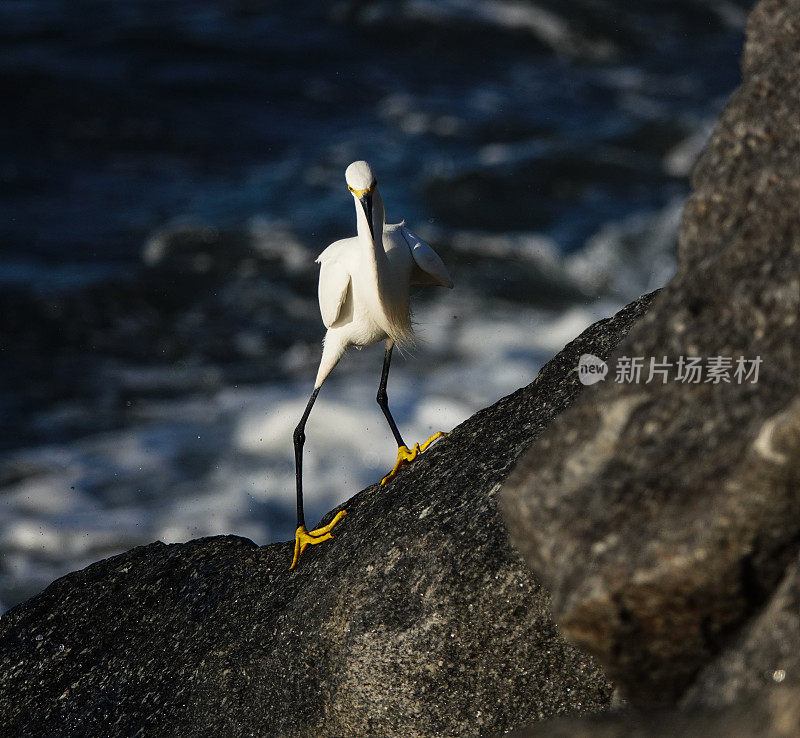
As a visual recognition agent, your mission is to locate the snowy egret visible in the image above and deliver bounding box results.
[291,160,453,569]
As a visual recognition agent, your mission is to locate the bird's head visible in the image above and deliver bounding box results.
[346,161,377,239]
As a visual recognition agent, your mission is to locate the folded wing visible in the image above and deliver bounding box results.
[401,225,453,288]
[317,258,351,328]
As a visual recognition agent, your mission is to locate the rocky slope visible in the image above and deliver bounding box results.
[0,293,659,736]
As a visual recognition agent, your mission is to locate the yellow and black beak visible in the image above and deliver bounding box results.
[349,182,376,240]
[360,192,374,240]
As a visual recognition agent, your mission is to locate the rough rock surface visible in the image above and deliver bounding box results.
[502,0,800,709]
[513,686,800,738]
[0,293,657,737]
[684,549,800,709]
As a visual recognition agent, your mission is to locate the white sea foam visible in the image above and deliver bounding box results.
[357,0,617,60]
[565,198,683,300]
[664,120,716,177]
[0,301,603,609]
[0,195,683,610]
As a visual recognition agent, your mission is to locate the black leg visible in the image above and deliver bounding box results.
[294,387,319,530]
[377,344,406,448]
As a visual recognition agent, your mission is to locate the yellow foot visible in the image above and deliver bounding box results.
[380,431,448,486]
[290,510,347,570]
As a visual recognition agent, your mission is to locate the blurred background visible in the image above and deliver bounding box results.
[0,0,749,610]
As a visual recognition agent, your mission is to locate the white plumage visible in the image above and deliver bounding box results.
[313,163,452,387]
[290,160,452,569]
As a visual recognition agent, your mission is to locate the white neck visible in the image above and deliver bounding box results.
[352,186,411,343]
[354,188,386,260]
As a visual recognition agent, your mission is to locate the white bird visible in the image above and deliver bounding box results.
[291,160,453,568]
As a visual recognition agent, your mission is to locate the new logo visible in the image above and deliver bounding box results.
[577,353,608,385]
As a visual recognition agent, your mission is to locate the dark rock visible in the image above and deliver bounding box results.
[0,292,657,737]
[512,686,800,737]
[501,0,800,709]
[684,551,800,708]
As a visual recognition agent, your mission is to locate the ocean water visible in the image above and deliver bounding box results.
[0,0,748,610]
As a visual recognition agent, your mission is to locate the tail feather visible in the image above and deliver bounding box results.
[315,332,348,388]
